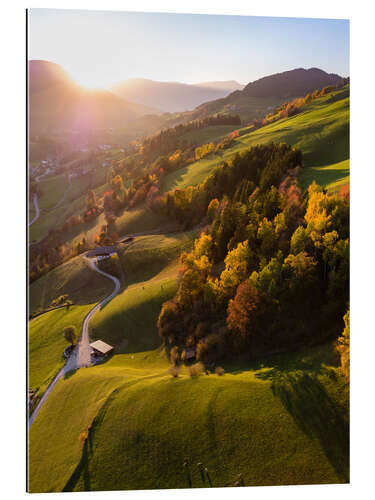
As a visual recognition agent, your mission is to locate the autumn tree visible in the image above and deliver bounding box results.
[63,325,77,346]
[336,309,350,379]
[227,280,263,348]
[207,198,219,222]
[220,241,253,293]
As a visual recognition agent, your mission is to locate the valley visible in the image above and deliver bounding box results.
[28,63,349,492]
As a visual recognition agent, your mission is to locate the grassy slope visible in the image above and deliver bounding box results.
[29,255,114,314]
[89,231,196,353]
[29,250,122,393]
[28,305,92,394]
[29,344,348,493]
[28,234,348,493]
[38,173,69,210]
[120,231,196,284]
[29,230,195,389]
[163,87,349,194]
[299,159,350,193]
[29,174,69,242]
[29,168,107,243]
[90,266,178,353]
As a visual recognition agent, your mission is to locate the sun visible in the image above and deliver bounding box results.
[70,71,108,90]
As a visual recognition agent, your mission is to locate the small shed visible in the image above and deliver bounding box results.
[90,340,114,358]
[87,246,117,258]
[185,348,196,361]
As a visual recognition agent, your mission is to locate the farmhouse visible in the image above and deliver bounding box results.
[90,340,114,358]
[87,246,117,258]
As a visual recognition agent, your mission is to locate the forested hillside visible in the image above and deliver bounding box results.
[158,143,349,363]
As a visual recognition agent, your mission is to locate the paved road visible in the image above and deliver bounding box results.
[28,194,40,227]
[28,256,121,428]
[77,257,121,367]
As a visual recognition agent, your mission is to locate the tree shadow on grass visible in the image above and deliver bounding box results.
[301,166,349,187]
[62,438,91,492]
[256,368,349,482]
[63,368,78,380]
[223,341,341,377]
[62,388,120,492]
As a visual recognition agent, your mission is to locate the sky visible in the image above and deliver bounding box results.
[28,9,349,89]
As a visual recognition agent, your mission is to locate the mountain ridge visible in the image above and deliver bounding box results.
[183,67,347,122]
[110,78,239,112]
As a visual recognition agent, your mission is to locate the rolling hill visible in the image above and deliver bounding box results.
[29,304,93,397]
[28,342,348,492]
[185,67,346,122]
[241,67,344,98]
[29,254,114,314]
[163,86,349,194]
[29,227,349,492]
[29,61,157,134]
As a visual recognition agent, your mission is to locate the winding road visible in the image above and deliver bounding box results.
[28,194,40,227]
[29,173,73,232]
[28,256,121,428]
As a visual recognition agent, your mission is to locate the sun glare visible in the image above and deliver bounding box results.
[71,72,108,90]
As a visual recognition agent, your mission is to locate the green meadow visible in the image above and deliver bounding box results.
[163,87,349,194]
[89,231,196,352]
[38,173,69,211]
[29,255,114,314]
[29,305,92,395]
[29,228,349,492]
[28,343,348,493]
[29,167,108,243]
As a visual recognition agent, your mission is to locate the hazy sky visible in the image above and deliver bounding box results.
[28,9,349,89]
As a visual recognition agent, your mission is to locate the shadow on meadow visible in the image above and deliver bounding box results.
[301,165,349,187]
[222,344,349,482]
[62,388,120,492]
[256,367,349,482]
[62,431,92,492]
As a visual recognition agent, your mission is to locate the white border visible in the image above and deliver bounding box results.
[1,1,374,499]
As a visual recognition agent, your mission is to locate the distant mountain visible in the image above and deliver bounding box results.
[28,60,157,135]
[241,67,345,98]
[192,80,244,92]
[110,78,238,113]
[185,67,346,122]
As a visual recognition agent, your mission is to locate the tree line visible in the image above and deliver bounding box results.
[141,114,242,158]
